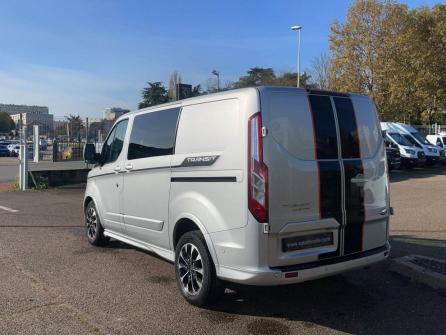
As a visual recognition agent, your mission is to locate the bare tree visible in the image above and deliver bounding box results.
[310,53,331,89]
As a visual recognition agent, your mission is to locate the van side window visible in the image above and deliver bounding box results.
[101,119,129,165]
[128,108,180,160]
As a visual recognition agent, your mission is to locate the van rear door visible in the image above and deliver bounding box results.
[259,87,388,267]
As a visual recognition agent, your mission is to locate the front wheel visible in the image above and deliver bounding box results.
[175,231,223,306]
[85,201,108,246]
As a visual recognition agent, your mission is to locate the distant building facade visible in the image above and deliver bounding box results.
[0,103,54,135]
[103,107,130,121]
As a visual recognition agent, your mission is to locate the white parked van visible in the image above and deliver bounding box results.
[384,122,444,165]
[381,122,426,167]
[427,133,446,148]
[83,87,390,306]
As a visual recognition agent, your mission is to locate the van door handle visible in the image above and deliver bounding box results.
[351,177,368,185]
[125,163,133,171]
[114,166,121,173]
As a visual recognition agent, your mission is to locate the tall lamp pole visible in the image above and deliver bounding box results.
[291,25,302,88]
[212,70,220,91]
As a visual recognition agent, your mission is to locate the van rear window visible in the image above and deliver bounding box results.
[333,97,360,159]
[308,95,339,159]
[128,108,180,160]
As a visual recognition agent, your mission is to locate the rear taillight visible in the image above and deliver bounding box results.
[248,112,268,222]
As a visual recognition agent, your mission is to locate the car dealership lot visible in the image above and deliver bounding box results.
[0,169,445,335]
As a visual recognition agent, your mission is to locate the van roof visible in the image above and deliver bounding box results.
[121,86,368,118]
[381,122,417,134]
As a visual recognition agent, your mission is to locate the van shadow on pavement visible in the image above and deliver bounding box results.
[203,236,446,335]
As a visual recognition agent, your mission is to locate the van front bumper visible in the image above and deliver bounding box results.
[216,244,390,286]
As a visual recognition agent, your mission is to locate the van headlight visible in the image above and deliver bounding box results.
[404,148,415,155]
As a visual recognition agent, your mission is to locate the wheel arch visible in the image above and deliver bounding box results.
[84,196,94,211]
[171,214,219,268]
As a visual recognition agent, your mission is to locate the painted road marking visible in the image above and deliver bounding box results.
[0,205,18,213]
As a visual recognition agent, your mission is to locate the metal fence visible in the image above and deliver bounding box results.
[52,141,103,162]
[412,124,446,135]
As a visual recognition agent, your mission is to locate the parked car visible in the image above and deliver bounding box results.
[0,144,10,157]
[83,87,390,306]
[9,145,20,157]
[39,138,48,151]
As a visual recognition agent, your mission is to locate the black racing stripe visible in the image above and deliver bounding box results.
[333,97,361,158]
[307,95,339,160]
[334,96,365,254]
[343,160,365,254]
[171,177,236,182]
[317,161,342,259]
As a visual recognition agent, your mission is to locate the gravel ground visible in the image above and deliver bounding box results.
[0,167,445,335]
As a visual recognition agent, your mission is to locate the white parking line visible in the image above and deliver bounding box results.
[0,205,18,213]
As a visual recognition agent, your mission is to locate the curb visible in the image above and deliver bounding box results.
[390,255,446,290]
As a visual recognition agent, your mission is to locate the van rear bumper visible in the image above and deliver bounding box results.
[216,244,390,286]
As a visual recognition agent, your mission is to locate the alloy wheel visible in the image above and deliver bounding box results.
[177,243,204,296]
[86,206,97,240]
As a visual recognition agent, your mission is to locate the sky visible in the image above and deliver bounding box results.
[0,0,440,118]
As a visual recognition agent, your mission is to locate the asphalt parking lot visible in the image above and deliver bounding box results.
[0,168,445,335]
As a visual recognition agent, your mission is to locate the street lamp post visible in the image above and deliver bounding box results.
[291,25,302,88]
[212,70,220,92]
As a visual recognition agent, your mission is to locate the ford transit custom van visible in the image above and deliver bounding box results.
[83,87,390,306]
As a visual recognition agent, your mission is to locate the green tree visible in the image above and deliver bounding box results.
[0,112,15,133]
[392,4,446,124]
[328,0,446,124]
[138,82,168,108]
[234,67,276,88]
[275,71,316,88]
[328,0,409,120]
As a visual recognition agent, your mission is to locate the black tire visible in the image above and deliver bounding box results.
[85,201,108,246]
[175,231,224,306]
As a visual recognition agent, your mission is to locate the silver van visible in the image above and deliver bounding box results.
[83,87,390,306]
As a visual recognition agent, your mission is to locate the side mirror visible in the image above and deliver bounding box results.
[381,129,387,138]
[84,143,99,164]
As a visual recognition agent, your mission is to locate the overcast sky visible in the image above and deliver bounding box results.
[0,0,438,118]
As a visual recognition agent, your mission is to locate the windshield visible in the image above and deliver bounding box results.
[411,132,430,145]
[402,134,422,148]
[389,133,412,146]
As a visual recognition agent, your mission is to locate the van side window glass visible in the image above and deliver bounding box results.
[128,108,180,160]
[101,127,116,164]
[308,95,338,159]
[101,119,129,165]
